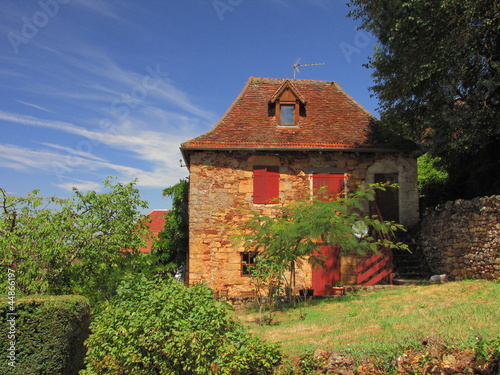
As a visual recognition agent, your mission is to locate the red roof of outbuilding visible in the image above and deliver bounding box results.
[145,209,169,233]
[138,209,169,253]
[181,77,392,153]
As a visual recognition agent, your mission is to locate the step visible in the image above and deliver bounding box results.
[393,278,427,286]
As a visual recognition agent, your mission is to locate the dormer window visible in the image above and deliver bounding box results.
[269,80,306,126]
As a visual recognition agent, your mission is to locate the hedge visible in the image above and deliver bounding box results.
[82,275,282,375]
[1,295,91,375]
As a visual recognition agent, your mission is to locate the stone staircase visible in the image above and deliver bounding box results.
[392,229,432,285]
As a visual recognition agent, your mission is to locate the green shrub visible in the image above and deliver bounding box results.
[81,275,281,375]
[0,295,90,375]
[417,153,449,207]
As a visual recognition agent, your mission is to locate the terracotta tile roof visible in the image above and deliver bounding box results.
[145,209,169,233]
[181,77,392,152]
[138,209,169,253]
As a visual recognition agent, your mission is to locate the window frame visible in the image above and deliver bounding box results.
[240,252,257,277]
[276,100,299,126]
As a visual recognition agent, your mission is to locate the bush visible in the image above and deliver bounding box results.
[82,275,281,375]
[0,295,90,375]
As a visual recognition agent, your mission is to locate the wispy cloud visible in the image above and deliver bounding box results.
[0,144,72,173]
[64,51,217,121]
[40,142,106,161]
[6,47,218,124]
[15,100,54,113]
[0,68,26,79]
[0,110,96,138]
[54,179,103,192]
[72,0,130,23]
[0,108,193,190]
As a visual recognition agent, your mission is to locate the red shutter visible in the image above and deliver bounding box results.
[313,173,344,201]
[328,174,344,197]
[313,173,330,198]
[253,166,267,204]
[253,166,279,204]
[266,166,279,203]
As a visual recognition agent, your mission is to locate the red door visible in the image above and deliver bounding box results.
[311,173,344,295]
[312,245,341,295]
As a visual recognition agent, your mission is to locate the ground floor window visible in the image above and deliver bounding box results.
[240,252,257,276]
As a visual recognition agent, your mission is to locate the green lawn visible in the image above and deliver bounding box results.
[233,280,500,357]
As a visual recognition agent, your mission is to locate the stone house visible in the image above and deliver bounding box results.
[180,77,419,296]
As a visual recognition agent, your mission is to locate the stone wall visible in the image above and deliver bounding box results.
[187,149,419,296]
[419,195,500,280]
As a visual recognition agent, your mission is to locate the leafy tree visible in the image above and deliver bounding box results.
[349,0,500,200]
[417,153,449,207]
[82,275,281,375]
[234,184,408,323]
[0,177,150,303]
[153,178,189,276]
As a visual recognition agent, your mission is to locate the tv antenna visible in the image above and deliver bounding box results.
[292,58,327,79]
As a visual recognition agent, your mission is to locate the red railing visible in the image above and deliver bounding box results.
[357,201,393,286]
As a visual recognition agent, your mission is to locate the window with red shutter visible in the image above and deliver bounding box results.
[253,166,279,204]
[312,173,344,201]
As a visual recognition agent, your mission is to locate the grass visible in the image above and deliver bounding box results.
[233,280,500,358]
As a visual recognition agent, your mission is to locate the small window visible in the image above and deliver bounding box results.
[280,104,295,124]
[241,252,257,276]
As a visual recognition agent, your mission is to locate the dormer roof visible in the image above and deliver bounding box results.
[181,77,395,157]
[269,79,306,104]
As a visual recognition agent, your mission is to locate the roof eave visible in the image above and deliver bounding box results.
[180,145,402,161]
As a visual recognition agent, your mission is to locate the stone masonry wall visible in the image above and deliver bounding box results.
[188,150,419,296]
[419,195,500,280]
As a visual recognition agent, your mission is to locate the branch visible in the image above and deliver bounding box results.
[1,188,8,215]
[1,188,17,232]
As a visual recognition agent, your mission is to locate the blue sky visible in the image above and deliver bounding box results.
[0,0,378,212]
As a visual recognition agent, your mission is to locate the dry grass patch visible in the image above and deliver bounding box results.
[233,280,500,356]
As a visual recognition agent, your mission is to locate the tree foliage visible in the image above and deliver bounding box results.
[153,178,189,274]
[0,177,150,302]
[82,275,281,375]
[417,153,449,206]
[349,0,500,200]
[234,184,408,322]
